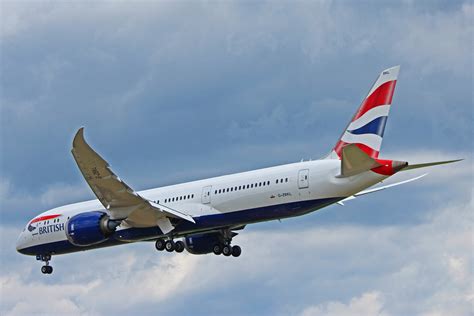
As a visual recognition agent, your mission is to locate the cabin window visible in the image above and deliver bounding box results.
[238,186,241,190]
[285,178,288,182]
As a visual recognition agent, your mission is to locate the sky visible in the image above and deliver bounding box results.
[0,1,472,315]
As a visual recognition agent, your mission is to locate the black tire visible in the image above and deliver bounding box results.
[165,240,175,252]
[41,266,48,274]
[231,245,242,257]
[213,244,222,255]
[155,239,165,251]
[47,266,53,274]
[175,241,185,253]
[222,245,232,256]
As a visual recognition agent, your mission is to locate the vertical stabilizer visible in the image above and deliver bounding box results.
[327,66,400,159]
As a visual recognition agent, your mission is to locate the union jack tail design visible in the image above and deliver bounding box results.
[327,66,400,159]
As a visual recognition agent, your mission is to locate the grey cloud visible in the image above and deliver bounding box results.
[0,1,472,315]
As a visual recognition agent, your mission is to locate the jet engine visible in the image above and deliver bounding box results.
[184,232,222,255]
[66,211,119,247]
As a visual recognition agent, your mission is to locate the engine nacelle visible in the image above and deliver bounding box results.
[184,232,222,255]
[66,211,118,247]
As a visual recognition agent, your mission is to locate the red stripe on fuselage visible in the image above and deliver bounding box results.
[353,80,397,120]
[30,214,61,224]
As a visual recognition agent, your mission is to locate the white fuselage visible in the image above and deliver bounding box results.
[16,159,387,254]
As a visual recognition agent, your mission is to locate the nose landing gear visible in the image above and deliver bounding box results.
[37,254,53,274]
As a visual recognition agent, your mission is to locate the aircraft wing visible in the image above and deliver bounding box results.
[71,128,194,233]
[337,173,427,205]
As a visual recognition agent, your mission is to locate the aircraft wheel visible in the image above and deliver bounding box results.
[231,245,241,257]
[155,239,165,251]
[222,245,232,256]
[165,240,175,252]
[213,244,222,255]
[174,241,185,253]
[41,266,53,274]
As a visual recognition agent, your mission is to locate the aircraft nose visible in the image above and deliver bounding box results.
[16,232,27,254]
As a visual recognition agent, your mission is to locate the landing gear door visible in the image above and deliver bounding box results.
[298,169,309,189]
[201,185,212,204]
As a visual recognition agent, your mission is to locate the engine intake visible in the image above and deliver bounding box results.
[66,211,119,247]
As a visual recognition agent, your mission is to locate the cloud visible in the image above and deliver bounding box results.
[0,1,472,315]
[392,2,474,75]
[300,291,388,316]
[0,177,91,224]
[2,192,472,315]
[2,274,98,316]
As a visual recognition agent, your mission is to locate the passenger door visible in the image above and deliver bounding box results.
[298,169,309,189]
[201,185,212,204]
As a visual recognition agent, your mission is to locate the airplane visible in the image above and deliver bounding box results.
[16,66,461,274]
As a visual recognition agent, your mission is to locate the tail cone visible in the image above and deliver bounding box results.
[392,160,408,172]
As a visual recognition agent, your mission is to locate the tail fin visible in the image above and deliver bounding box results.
[327,66,400,159]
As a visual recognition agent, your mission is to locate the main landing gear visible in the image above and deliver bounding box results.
[155,239,185,253]
[37,254,53,274]
[212,243,241,257]
[212,229,242,257]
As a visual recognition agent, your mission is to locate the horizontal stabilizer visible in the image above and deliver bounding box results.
[337,174,427,205]
[339,144,382,177]
[402,159,463,171]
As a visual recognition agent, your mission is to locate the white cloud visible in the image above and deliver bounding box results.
[301,291,388,316]
[2,195,472,315]
[1,274,98,316]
